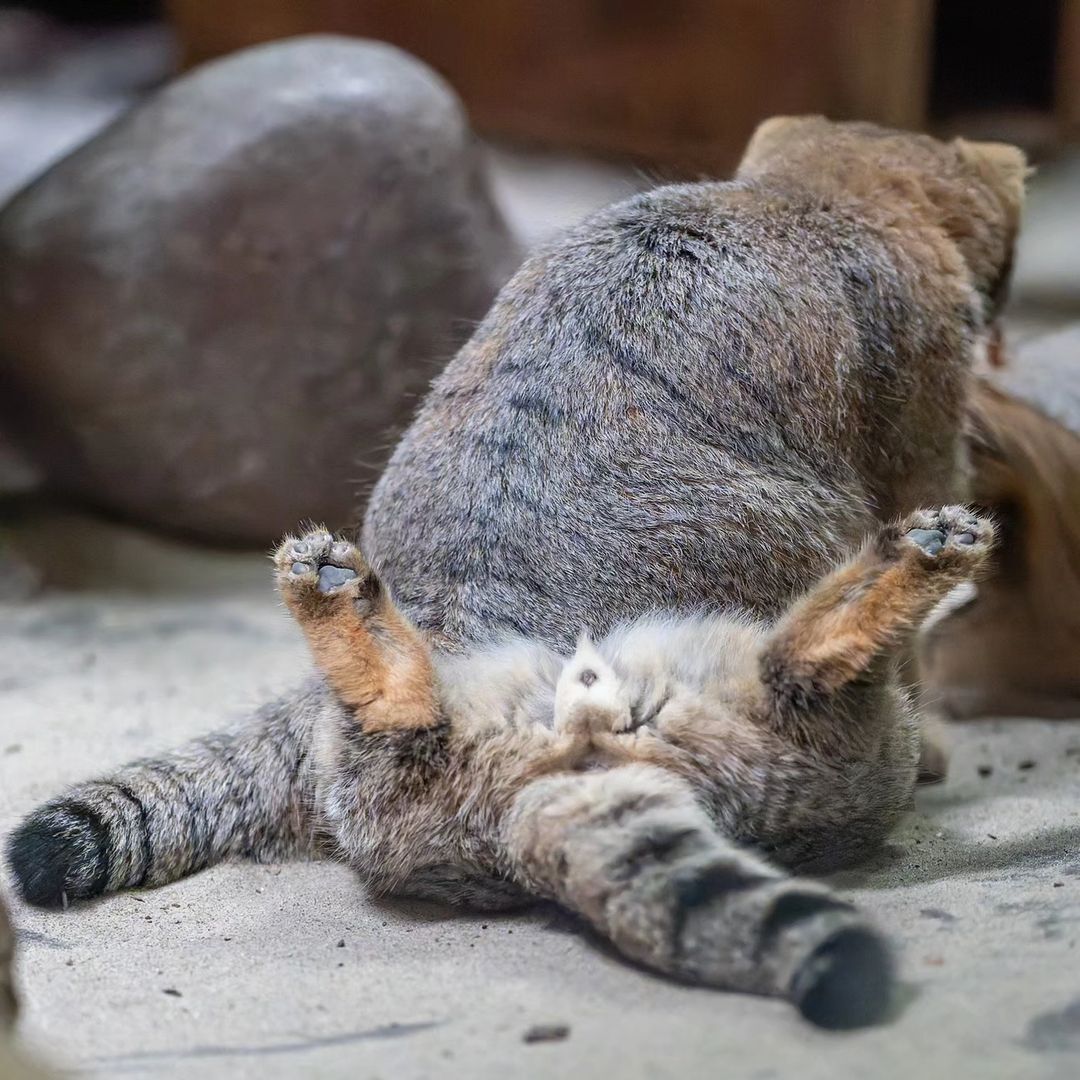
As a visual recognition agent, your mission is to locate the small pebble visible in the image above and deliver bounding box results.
[977,765,993,778]
[1018,760,1036,771]
[337,939,346,948]
[163,988,182,998]
[523,1024,570,1044]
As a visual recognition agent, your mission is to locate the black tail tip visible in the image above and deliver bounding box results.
[5,806,110,909]
[791,925,894,1030]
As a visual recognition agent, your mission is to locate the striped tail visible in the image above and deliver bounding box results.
[5,678,330,909]
[505,765,893,1029]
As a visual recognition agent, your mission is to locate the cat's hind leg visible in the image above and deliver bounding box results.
[504,764,892,1028]
[759,506,994,747]
[274,530,437,732]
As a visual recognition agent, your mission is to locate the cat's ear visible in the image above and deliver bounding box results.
[747,114,817,144]
[739,115,824,172]
[953,139,1030,218]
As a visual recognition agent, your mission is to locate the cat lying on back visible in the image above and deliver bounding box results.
[6,117,1024,1029]
[265,508,992,1028]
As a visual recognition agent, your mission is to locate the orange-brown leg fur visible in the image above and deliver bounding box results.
[274,530,438,732]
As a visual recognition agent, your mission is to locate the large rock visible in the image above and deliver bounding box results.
[0,36,518,544]
[0,426,40,497]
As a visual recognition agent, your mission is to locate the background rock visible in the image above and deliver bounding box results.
[0,11,174,205]
[0,429,41,498]
[0,35,518,544]
[991,322,1080,435]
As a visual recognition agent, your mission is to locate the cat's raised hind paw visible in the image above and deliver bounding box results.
[274,529,379,618]
[893,505,995,570]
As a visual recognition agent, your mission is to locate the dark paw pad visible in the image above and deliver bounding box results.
[906,528,945,556]
[317,565,358,593]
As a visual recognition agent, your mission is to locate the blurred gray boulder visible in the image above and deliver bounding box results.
[0,35,518,544]
[0,426,40,497]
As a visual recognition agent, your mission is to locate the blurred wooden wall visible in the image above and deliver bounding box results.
[168,0,1080,172]
[167,0,937,172]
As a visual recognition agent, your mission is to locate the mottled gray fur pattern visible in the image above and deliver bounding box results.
[5,118,1024,1028]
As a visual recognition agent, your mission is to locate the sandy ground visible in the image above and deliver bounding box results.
[0,516,1076,1080]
